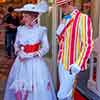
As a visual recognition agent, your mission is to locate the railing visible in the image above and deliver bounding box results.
[87,46,100,97]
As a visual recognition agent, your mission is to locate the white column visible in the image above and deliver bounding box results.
[37,0,40,24]
[51,3,58,89]
[88,54,94,81]
[96,16,100,93]
[96,55,100,92]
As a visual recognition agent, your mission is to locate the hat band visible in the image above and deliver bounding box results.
[56,0,69,6]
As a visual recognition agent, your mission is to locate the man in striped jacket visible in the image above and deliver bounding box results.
[56,0,93,100]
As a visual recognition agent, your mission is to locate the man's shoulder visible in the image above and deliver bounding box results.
[80,12,90,18]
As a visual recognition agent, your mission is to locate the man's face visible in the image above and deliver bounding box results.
[60,3,69,14]
[59,0,73,14]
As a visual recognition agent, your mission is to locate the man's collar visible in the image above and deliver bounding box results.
[70,8,80,17]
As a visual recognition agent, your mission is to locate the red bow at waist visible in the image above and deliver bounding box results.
[20,42,40,53]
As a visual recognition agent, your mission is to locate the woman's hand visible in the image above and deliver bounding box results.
[18,51,29,62]
[33,51,40,57]
[19,56,28,62]
[18,51,41,62]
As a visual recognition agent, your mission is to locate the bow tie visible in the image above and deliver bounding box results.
[64,14,72,20]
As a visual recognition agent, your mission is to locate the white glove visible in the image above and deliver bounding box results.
[69,64,81,75]
[18,51,40,59]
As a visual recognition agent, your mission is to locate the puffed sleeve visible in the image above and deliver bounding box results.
[38,27,49,57]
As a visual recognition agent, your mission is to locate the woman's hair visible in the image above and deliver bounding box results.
[23,11,39,18]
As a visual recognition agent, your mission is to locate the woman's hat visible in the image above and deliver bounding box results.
[56,0,72,6]
[14,1,48,13]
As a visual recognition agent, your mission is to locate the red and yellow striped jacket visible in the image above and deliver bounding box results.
[56,9,93,71]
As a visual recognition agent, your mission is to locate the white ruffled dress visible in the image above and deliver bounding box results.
[4,24,57,100]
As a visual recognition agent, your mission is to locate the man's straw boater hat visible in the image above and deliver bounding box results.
[14,1,48,13]
[56,0,72,6]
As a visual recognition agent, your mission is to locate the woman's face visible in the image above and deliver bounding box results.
[22,13,35,26]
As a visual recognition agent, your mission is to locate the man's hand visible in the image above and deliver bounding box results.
[68,65,72,74]
[68,64,81,75]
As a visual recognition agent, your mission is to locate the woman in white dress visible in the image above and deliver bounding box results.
[4,1,57,100]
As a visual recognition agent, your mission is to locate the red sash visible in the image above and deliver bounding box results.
[20,42,40,53]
